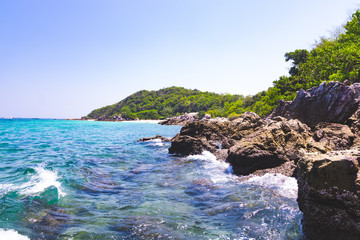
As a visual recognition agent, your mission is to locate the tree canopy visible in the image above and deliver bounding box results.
[87,87,243,119]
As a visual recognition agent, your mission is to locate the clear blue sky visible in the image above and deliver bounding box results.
[1,0,359,118]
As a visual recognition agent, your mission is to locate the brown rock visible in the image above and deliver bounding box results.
[227,117,326,176]
[313,122,355,150]
[297,151,360,239]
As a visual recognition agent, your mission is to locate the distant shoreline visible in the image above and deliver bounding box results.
[68,118,162,124]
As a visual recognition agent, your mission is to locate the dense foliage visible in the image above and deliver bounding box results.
[87,87,243,119]
[87,10,360,119]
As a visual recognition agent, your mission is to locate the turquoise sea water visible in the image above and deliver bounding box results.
[0,119,302,239]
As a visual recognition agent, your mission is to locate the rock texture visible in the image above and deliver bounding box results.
[168,118,231,156]
[169,113,329,176]
[167,81,360,239]
[159,113,198,125]
[297,151,360,240]
[272,81,360,127]
[227,117,326,176]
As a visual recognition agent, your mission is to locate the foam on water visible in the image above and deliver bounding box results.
[0,183,14,195]
[0,166,66,198]
[244,173,298,199]
[20,166,66,198]
[0,229,30,240]
[186,151,236,183]
[148,139,166,146]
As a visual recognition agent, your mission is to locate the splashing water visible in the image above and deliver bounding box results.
[0,119,302,239]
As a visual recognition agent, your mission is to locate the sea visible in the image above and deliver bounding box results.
[0,119,302,239]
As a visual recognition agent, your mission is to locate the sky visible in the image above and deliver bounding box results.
[1,0,359,118]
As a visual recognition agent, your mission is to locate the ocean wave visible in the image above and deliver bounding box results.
[20,166,66,198]
[0,229,30,240]
[244,173,298,199]
[0,166,65,198]
[186,151,236,183]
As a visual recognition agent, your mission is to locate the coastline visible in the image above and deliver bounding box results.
[68,118,161,124]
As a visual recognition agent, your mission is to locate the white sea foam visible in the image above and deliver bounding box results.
[20,166,65,198]
[0,166,65,198]
[244,173,298,199]
[186,151,237,183]
[0,229,30,240]
[146,138,165,146]
[0,183,15,195]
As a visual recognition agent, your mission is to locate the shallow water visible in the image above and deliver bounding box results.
[0,119,303,239]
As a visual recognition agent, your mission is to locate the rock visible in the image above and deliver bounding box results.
[313,122,355,150]
[203,114,211,120]
[227,117,327,176]
[348,109,360,141]
[227,112,263,140]
[169,112,340,176]
[159,113,197,125]
[168,113,265,156]
[137,135,171,142]
[113,115,123,121]
[168,135,205,155]
[96,115,107,121]
[271,81,360,127]
[297,151,360,239]
[168,120,231,155]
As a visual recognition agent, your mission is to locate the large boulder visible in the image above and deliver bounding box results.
[168,112,264,158]
[227,117,327,176]
[297,151,360,239]
[168,119,232,156]
[272,81,360,127]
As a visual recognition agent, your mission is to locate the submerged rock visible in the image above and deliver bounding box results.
[297,151,360,239]
[137,135,171,142]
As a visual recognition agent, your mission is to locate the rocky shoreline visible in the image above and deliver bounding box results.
[166,81,360,239]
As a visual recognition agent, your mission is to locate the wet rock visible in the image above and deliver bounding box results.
[169,112,332,176]
[168,134,205,155]
[137,135,171,142]
[271,81,360,127]
[168,118,233,155]
[169,112,264,156]
[297,151,360,240]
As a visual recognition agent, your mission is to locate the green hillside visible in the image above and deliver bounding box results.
[87,10,360,120]
[86,87,243,120]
